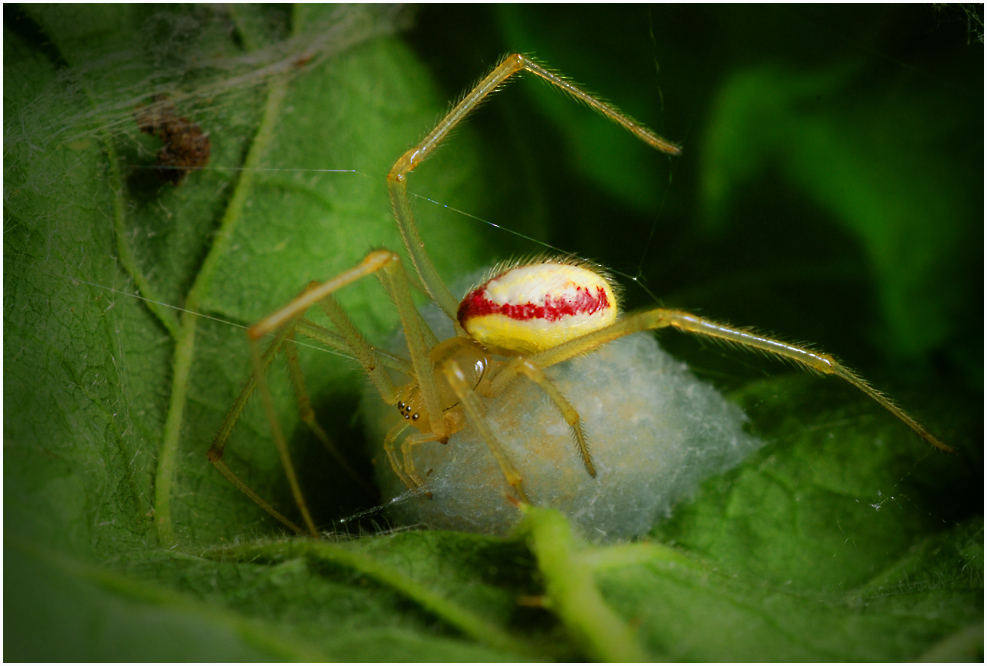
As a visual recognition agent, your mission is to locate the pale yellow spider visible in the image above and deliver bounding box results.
[208,54,950,538]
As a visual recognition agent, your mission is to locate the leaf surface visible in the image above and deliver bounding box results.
[5,5,981,661]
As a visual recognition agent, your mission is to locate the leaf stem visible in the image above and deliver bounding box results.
[154,78,289,546]
[104,141,181,338]
[520,507,652,662]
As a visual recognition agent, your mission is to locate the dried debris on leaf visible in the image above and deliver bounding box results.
[135,95,211,185]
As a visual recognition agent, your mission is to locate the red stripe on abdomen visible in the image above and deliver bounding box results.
[458,285,611,325]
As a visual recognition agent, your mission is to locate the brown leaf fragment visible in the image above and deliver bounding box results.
[135,94,211,185]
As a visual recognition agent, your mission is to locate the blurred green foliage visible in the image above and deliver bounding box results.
[5,5,982,661]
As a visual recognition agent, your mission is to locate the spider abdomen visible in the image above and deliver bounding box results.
[457,262,617,354]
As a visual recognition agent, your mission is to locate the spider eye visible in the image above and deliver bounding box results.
[411,413,419,421]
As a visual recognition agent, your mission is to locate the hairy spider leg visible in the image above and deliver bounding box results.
[209,319,309,534]
[210,263,419,535]
[527,308,952,453]
[208,255,396,536]
[382,421,416,489]
[443,359,530,504]
[481,356,595,478]
[386,53,682,321]
[238,251,433,535]
[209,300,380,534]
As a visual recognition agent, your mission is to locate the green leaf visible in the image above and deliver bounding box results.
[6,5,981,661]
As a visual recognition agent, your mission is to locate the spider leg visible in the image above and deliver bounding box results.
[250,250,448,439]
[383,421,414,489]
[314,292,401,406]
[208,312,312,535]
[443,359,531,504]
[282,335,375,494]
[225,250,463,534]
[222,262,413,535]
[399,429,452,490]
[294,318,412,376]
[249,250,395,340]
[386,53,681,322]
[248,314,322,536]
[529,308,952,453]
[484,357,596,478]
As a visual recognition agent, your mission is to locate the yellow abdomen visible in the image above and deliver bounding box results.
[457,262,618,355]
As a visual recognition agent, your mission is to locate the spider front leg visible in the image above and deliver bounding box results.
[442,359,531,504]
[213,250,456,536]
[380,421,446,491]
[209,298,375,536]
[248,250,446,434]
[239,253,413,536]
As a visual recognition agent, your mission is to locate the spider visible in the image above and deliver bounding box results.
[208,54,950,538]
